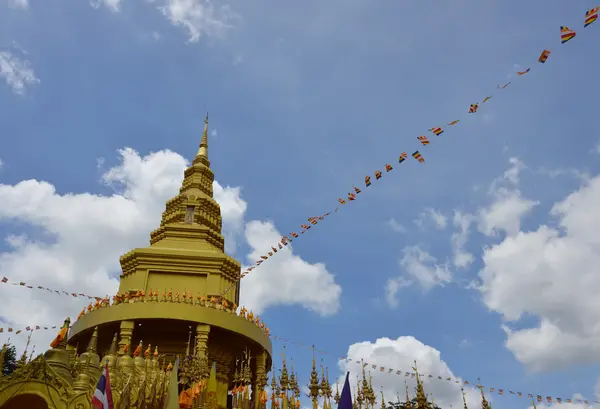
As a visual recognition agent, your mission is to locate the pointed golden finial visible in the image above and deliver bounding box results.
[196,112,209,160]
[531,396,537,409]
[380,389,386,409]
[108,333,118,355]
[413,361,427,409]
[87,327,99,354]
[478,379,491,409]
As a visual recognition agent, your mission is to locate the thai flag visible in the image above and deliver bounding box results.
[92,363,114,409]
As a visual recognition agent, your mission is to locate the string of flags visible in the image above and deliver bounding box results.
[333,11,597,215]
[226,6,600,290]
[218,209,337,298]
[342,358,599,406]
[0,276,104,300]
[0,321,598,406]
[269,337,600,407]
[0,325,59,335]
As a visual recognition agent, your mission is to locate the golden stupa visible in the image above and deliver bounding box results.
[0,114,273,409]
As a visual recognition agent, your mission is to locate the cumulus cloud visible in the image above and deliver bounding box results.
[450,211,474,270]
[0,50,39,95]
[477,163,600,371]
[415,208,447,230]
[89,0,121,12]
[157,0,239,42]
[7,0,28,9]
[478,158,538,237]
[385,158,537,306]
[385,247,451,307]
[0,148,340,352]
[338,337,484,409]
[240,221,340,316]
[388,218,406,234]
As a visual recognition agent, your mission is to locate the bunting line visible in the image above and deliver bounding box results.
[1,323,598,406]
[0,276,104,301]
[341,358,597,406]
[224,6,599,289]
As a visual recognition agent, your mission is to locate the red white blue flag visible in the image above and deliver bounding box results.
[92,363,114,409]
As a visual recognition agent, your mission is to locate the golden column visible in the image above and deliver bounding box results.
[118,320,135,355]
[254,350,268,409]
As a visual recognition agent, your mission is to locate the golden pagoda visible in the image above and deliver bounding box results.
[0,114,273,409]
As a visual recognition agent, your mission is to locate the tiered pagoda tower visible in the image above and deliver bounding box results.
[0,115,272,409]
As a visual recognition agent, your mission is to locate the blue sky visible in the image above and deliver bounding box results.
[1,0,600,408]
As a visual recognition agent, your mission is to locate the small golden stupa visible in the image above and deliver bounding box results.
[0,114,272,409]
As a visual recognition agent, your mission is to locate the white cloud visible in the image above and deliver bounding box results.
[537,167,590,183]
[477,167,600,371]
[338,337,484,409]
[387,218,406,234]
[0,158,4,171]
[232,54,244,66]
[213,182,246,254]
[477,190,538,237]
[415,208,447,230]
[385,276,411,309]
[89,0,121,12]
[450,211,474,270]
[239,221,341,316]
[386,158,535,304]
[211,129,218,138]
[385,247,451,307]
[8,0,28,9]
[0,50,39,95]
[0,148,340,352]
[478,158,538,237]
[157,0,239,42]
[493,157,526,188]
[400,247,451,291]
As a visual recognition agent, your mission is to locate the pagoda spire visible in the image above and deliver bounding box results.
[478,379,491,409]
[115,110,243,303]
[412,362,428,409]
[308,346,320,409]
[195,113,210,166]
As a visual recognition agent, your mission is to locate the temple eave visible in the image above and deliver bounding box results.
[68,303,272,354]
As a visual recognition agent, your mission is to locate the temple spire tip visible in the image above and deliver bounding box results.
[196,112,209,160]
